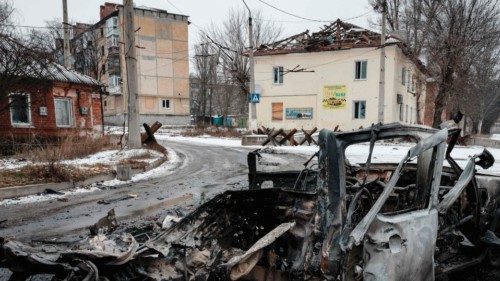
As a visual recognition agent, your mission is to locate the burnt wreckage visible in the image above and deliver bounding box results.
[1,123,499,280]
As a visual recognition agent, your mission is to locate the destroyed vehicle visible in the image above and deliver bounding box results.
[1,123,499,281]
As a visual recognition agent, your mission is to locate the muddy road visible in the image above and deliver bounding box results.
[0,141,311,241]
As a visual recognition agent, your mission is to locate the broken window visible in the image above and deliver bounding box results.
[161,99,170,109]
[273,66,283,84]
[55,98,73,127]
[10,93,31,125]
[354,100,366,119]
[355,60,367,80]
[272,102,283,121]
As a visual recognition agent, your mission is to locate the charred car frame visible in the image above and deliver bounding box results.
[1,123,499,280]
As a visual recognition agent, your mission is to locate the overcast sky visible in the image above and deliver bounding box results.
[11,0,377,66]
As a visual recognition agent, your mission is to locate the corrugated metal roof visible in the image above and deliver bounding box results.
[45,64,102,86]
[0,36,102,87]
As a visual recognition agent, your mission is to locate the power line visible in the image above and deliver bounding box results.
[165,0,183,14]
[254,10,374,23]
[254,0,333,23]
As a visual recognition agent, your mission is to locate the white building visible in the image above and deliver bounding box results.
[253,20,430,131]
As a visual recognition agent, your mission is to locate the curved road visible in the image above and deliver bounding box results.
[0,141,310,241]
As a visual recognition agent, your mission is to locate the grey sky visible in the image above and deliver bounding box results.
[11,0,377,64]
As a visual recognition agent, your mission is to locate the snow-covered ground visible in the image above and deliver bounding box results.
[0,186,101,206]
[0,149,164,171]
[491,134,500,141]
[0,148,179,206]
[100,147,183,186]
[156,133,500,175]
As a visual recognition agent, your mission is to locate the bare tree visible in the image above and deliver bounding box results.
[199,8,282,111]
[0,1,54,113]
[452,44,500,133]
[376,0,500,129]
[191,42,220,122]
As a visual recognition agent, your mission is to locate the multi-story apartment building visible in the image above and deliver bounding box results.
[253,20,432,131]
[69,2,190,125]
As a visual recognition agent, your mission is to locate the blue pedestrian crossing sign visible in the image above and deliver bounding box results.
[250,93,260,103]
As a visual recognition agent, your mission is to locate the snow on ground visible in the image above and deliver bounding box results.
[491,134,500,141]
[62,149,163,166]
[157,133,500,175]
[0,158,32,170]
[100,147,183,187]
[0,148,181,205]
[0,186,101,206]
[0,149,163,171]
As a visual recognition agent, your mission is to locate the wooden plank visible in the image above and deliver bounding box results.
[272,103,283,121]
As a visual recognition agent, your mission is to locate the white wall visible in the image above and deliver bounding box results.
[254,45,425,131]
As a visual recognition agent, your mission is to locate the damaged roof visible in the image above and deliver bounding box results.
[254,19,428,74]
[254,19,386,56]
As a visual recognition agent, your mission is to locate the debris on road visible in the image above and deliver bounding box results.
[42,188,65,195]
[88,209,118,236]
[97,193,137,205]
[161,214,181,229]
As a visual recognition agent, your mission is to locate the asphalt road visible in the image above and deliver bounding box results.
[0,141,310,241]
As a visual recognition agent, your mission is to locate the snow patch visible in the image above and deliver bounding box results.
[0,149,163,171]
[0,186,100,206]
[100,147,182,187]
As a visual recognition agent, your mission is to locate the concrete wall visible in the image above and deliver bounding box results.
[253,45,426,131]
[101,4,190,125]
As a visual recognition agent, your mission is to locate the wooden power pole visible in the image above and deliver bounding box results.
[123,0,141,148]
[242,0,256,130]
[377,0,387,123]
[62,0,71,68]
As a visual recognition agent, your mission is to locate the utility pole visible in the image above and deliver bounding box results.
[62,0,71,69]
[377,0,387,123]
[124,0,141,148]
[242,0,256,131]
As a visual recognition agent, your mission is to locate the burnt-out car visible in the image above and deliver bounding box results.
[1,123,499,280]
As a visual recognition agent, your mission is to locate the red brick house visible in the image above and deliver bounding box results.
[0,64,105,138]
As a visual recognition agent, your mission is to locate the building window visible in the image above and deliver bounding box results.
[107,35,119,48]
[104,100,107,107]
[108,75,120,87]
[55,98,73,127]
[410,75,416,93]
[101,46,105,56]
[272,102,283,121]
[405,104,409,123]
[353,101,366,119]
[406,69,411,92]
[10,93,31,126]
[161,99,170,109]
[401,67,406,85]
[355,60,367,80]
[273,66,284,84]
[399,103,404,121]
